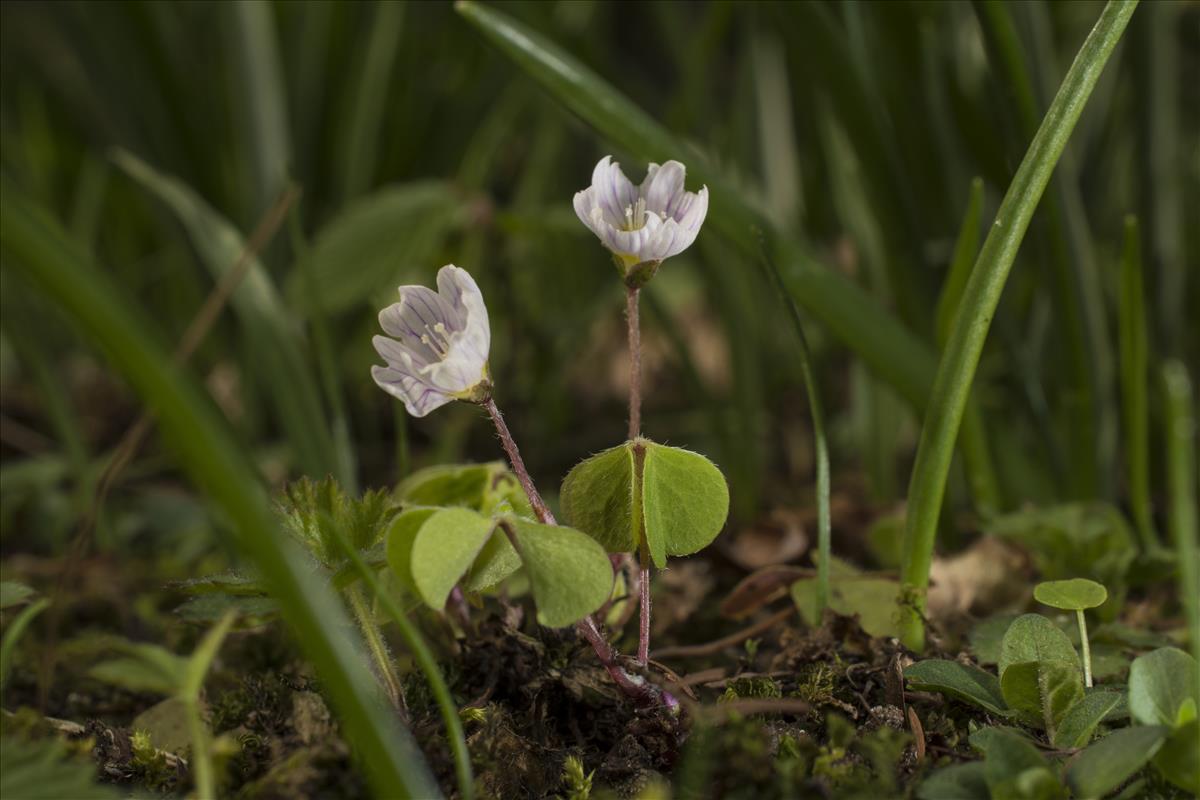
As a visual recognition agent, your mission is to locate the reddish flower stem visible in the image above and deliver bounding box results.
[637,563,651,666]
[481,397,658,705]
[626,285,642,440]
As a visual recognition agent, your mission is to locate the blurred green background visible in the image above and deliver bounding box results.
[0,0,1196,563]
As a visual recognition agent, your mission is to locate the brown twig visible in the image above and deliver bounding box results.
[37,185,301,708]
[652,606,795,660]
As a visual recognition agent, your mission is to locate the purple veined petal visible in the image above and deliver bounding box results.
[436,264,484,330]
[573,188,604,237]
[436,265,490,369]
[591,156,637,228]
[647,219,684,261]
[595,211,664,260]
[371,364,454,418]
[373,334,423,369]
[640,160,687,216]
[676,186,709,232]
[377,306,439,364]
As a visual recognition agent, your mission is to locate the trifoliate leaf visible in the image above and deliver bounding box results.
[506,518,613,628]
[385,507,439,595]
[409,508,496,610]
[560,438,729,567]
[640,441,729,568]
[560,444,636,553]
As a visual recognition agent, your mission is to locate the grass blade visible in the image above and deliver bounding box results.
[228,0,291,220]
[337,1,405,202]
[0,187,440,798]
[898,0,1139,650]
[756,241,831,613]
[1119,215,1156,550]
[112,150,340,482]
[1161,360,1199,691]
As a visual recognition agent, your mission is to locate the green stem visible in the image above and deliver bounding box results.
[346,584,405,715]
[1119,216,1157,550]
[898,0,1139,651]
[332,537,475,800]
[183,697,215,800]
[1162,361,1199,694]
[1077,609,1093,688]
[756,240,831,613]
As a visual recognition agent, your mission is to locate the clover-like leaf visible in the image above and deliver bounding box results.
[385,507,439,595]
[409,508,497,609]
[1128,647,1199,728]
[560,438,729,568]
[1034,578,1108,611]
[505,518,613,627]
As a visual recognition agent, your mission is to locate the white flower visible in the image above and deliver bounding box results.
[573,156,709,275]
[371,265,491,417]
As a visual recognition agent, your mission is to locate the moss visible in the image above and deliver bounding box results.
[560,754,594,800]
[130,729,176,792]
[792,662,837,706]
[720,676,782,703]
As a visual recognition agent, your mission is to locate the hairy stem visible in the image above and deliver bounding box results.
[627,285,642,440]
[637,562,651,666]
[481,397,660,704]
[346,585,406,716]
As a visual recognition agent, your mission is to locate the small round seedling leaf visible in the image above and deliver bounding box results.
[560,444,636,554]
[507,518,614,628]
[410,508,496,610]
[1052,689,1125,749]
[384,507,438,595]
[641,442,729,568]
[1033,578,1108,610]
[1129,647,1199,728]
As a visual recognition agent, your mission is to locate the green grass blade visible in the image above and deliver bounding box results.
[228,0,291,220]
[0,598,50,696]
[337,1,405,202]
[937,177,1001,516]
[1161,360,1199,691]
[0,188,440,799]
[977,0,1116,498]
[756,241,832,613]
[898,0,1139,650]
[1119,216,1156,550]
[112,150,339,481]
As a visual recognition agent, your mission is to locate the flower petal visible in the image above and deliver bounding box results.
[377,304,438,365]
[591,209,664,261]
[371,364,454,418]
[640,160,687,216]
[574,188,602,236]
[435,265,490,375]
[591,156,637,228]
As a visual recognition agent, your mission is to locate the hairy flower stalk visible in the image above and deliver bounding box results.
[372,265,663,705]
[575,156,709,666]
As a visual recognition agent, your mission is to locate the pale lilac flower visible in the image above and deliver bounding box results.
[573,156,709,275]
[371,265,491,417]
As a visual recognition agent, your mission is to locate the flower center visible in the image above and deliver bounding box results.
[419,322,453,358]
[622,197,648,231]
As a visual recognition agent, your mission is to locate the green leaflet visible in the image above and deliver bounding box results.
[560,438,729,568]
[386,507,611,628]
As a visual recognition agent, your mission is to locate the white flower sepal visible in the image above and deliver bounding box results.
[371,265,492,418]
[573,156,709,286]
